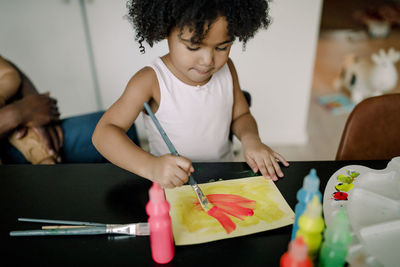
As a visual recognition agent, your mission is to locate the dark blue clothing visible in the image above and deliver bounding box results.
[0,111,140,164]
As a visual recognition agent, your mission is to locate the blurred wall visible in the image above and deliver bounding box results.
[0,0,322,145]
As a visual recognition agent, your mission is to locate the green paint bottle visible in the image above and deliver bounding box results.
[319,208,352,267]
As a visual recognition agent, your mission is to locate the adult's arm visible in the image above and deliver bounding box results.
[0,56,21,106]
[0,58,63,157]
[0,93,60,138]
[5,59,38,96]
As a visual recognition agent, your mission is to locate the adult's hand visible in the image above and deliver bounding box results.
[14,124,64,162]
[14,92,60,127]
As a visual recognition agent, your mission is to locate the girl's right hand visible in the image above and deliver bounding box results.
[150,154,194,188]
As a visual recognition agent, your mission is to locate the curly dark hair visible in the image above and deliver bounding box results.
[126,0,271,53]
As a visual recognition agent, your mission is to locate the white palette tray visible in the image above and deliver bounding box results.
[323,157,400,267]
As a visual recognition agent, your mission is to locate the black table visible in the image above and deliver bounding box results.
[0,161,389,266]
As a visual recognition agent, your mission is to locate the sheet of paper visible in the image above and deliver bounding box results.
[165,176,294,245]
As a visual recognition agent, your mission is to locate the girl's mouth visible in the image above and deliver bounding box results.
[195,68,212,75]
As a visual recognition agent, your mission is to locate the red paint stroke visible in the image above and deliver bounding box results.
[332,191,348,201]
[207,206,236,234]
[212,202,254,220]
[205,194,256,204]
[194,194,256,234]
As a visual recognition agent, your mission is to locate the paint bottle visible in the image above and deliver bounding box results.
[296,195,325,259]
[291,168,322,240]
[319,208,351,267]
[280,236,313,267]
[146,182,174,264]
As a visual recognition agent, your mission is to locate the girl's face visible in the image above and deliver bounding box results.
[165,16,232,86]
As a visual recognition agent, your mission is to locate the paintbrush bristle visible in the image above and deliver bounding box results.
[136,223,150,236]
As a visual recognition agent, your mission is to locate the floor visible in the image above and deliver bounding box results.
[268,99,348,161]
[233,97,348,162]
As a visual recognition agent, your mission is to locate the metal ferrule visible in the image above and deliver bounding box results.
[106,224,135,235]
[192,184,211,211]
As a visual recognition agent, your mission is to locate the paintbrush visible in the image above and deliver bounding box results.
[143,102,211,212]
[10,218,149,237]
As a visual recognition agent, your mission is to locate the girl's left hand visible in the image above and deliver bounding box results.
[242,139,289,181]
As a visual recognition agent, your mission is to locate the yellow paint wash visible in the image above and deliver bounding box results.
[165,176,295,245]
[173,177,285,234]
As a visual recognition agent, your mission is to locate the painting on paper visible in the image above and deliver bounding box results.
[165,176,294,245]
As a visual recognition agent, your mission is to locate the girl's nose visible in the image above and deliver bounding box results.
[199,49,214,66]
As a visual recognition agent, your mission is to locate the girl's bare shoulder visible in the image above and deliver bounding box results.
[120,66,161,106]
[126,66,158,90]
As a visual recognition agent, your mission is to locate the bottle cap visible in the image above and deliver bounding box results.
[289,236,309,260]
[149,182,165,203]
[325,208,352,244]
[304,195,322,218]
[332,208,349,227]
[303,169,320,192]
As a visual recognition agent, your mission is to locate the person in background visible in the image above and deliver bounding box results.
[0,55,60,164]
[92,0,289,188]
[0,55,140,164]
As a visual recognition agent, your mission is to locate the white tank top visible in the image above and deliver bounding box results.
[143,57,234,161]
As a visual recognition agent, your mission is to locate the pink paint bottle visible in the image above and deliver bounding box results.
[146,182,174,264]
[280,236,313,267]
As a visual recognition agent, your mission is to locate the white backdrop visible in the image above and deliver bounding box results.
[0,0,322,145]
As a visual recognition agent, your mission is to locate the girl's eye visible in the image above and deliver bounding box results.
[216,46,228,51]
[187,46,200,51]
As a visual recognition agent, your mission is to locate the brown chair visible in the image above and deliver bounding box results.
[336,93,400,160]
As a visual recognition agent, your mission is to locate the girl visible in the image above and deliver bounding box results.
[92,0,289,188]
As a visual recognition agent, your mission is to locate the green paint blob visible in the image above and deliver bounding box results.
[335,183,354,192]
[337,175,353,184]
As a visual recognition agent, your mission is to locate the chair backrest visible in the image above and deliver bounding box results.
[336,93,400,160]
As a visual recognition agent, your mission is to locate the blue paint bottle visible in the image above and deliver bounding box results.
[291,168,321,240]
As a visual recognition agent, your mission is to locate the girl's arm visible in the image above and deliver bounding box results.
[228,58,289,181]
[92,67,193,188]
